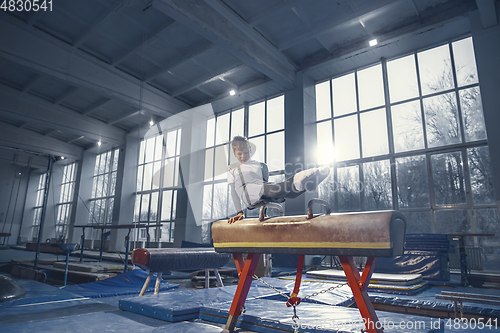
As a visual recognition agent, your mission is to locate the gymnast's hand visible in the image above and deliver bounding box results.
[228,212,244,224]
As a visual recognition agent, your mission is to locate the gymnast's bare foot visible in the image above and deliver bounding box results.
[228,213,244,224]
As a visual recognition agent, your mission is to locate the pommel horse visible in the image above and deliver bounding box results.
[212,200,406,333]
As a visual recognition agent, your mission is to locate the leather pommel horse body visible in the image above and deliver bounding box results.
[212,209,406,333]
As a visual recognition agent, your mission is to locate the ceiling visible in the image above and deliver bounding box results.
[0,0,495,168]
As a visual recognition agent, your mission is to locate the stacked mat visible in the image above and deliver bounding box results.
[375,233,453,282]
[305,269,429,295]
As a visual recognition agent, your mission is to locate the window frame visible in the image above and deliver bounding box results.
[314,37,495,239]
[134,127,182,243]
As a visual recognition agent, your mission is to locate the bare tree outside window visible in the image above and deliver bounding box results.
[314,37,499,270]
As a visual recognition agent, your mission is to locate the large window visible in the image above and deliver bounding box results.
[202,96,285,242]
[88,149,120,239]
[31,173,47,240]
[55,162,77,241]
[134,128,181,243]
[315,37,498,262]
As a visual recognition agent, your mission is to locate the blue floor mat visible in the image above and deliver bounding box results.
[1,310,170,333]
[119,279,281,322]
[0,275,86,310]
[200,298,446,333]
[63,269,179,298]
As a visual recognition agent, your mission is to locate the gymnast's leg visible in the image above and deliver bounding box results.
[262,166,330,200]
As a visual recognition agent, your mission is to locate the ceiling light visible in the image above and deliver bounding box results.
[369,39,378,47]
[229,90,236,96]
[61,156,65,160]
[97,140,102,146]
[150,120,154,126]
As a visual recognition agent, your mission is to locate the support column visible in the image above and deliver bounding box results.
[284,72,316,215]
[470,4,500,211]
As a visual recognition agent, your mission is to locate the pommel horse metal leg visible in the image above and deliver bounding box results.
[339,256,382,333]
[225,253,261,331]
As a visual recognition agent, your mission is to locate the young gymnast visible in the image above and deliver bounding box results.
[227,136,329,223]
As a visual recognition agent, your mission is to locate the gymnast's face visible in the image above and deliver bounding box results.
[232,143,251,164]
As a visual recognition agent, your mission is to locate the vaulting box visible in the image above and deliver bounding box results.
[212,210,406,257]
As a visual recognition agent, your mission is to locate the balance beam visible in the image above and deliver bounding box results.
[212,208,406,333]
[131,248,232,295]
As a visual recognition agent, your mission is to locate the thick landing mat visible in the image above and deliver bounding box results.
[370,286,500,318]
[200,298,446,333]
[307,269,422,286]
[0,276,85,309]
[1,309,170,333]
[152,320,224,332]
[0,276,113,323]
[63,269,178,298]
[119,277,356,322]
[119,280,280,322]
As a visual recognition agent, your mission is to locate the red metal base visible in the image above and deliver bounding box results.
[225,253,261,331]
[339,256,382,333]
[225,254,383,333]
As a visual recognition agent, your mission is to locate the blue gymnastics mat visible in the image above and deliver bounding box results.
[370,286,500,318]
[119,277,356,322]
[2,309,170,333]
[200,298,446,333]
[0,274,85,309]
[151,321,224,332]
[119,280,279,322]
[0,276,116,325]
[63,269,178,298]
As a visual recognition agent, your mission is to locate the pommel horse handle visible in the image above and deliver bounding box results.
[307,198,331,219]
[258,202,284,221]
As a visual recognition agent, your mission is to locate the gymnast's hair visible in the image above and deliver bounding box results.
[231,136,249,148]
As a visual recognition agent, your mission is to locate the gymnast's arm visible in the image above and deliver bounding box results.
[228,183,244,224]
[261,162,269,183]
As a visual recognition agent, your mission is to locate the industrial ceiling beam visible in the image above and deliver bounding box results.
[0,13,189,118]
[304,0,477,73]
[145,43,214,82]
[107,109,141,125]
[73,0,126,48]
[54,86,79,105]
[22,74,42,93]
[153,0,297,89]
[111,21,178,66]
[247,0,303,27]
[0,84,125,145]
[172,62,244,97]
[67,135,85,144]
[475,0,498,28]
[277,0,400,51]
[82,99,112,116]
[0,121,83,161]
